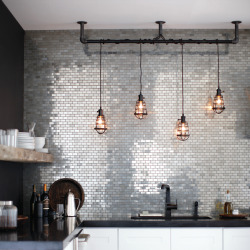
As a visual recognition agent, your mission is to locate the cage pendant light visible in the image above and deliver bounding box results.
[176,44,190,141]
[134,43,147,119]
[212,44,225,114]
[94,43,107,134]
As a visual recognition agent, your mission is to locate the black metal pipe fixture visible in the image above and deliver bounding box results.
[77,21,241,45]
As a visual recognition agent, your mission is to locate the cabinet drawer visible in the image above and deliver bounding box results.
[119,228,170,250]
[171,228,222,250]
[81,228,118,250]
[224,228,250,250]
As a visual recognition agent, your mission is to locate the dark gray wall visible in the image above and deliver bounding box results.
[0,0,24,213]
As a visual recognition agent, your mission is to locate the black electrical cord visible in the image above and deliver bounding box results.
[99,42,102,108]
[181,44,184,116]
[140,43,142,93]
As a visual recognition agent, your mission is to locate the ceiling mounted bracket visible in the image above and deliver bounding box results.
[77,21,88,44]
[153,21,166,40]
[77,21,242,45]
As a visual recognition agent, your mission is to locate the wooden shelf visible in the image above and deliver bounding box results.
[0,145,53,163]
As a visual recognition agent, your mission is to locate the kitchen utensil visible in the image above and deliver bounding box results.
[48,178,84,211]
[65,190,80,217]
[28,122,36,137]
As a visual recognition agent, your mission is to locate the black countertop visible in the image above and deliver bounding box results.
[0,217,82,250]
[1,216,250,250]
[80,217,250,228]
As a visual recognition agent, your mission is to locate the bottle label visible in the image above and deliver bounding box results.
[43,198,49,210]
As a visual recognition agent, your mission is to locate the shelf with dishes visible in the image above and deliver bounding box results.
[0,145,53,163]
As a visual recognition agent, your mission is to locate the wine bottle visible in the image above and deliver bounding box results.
[41,184,49,217]
[35,194,43,218]
[30,185,37,217]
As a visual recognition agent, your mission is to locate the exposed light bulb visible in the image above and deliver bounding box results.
[94,108,107,134]
[217,97,222,104]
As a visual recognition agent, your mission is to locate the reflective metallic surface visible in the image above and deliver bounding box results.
[23,29,250,219]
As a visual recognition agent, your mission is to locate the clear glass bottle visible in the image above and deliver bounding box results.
[224,190,232,215]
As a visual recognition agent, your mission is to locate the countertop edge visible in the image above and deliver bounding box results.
[80,219,250,228]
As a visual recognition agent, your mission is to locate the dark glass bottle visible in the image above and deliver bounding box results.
[41,184,49,217]
[35,194,43,218]
[30,185,37,217]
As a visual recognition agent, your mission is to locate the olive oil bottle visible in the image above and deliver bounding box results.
[224,190,232,215]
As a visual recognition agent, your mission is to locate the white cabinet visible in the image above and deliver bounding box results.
[224,228,250,250]
[171,228,223,250]
[78,227,250,250]
[81,228,117,250]
[119,228,171,250]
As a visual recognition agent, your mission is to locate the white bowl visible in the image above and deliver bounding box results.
[35,137,45,149]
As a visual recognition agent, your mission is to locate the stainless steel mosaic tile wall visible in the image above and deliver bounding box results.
[23,29,250,219]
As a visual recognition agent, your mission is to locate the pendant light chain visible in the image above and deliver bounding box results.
[181,44,184,116]
[99,42,102,108]
[217,43,220,89]
[140,43,142,93]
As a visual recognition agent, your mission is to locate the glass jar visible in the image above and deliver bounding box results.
[4,201,18,229]
[0,201,7,228]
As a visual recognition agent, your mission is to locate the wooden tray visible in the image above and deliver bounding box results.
[18,215,28,221]
[219,214,248,219]
[48,178,84,211]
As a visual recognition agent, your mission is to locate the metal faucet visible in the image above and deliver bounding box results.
[194,201,198,217]
[161,184,177,219]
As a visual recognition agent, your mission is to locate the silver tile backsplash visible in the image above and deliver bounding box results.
[23,29,250,219]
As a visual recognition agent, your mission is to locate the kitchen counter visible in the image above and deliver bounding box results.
[0,216,82,250]
[80,217,250,228]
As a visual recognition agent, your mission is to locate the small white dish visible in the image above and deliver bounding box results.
[36,148,49,153]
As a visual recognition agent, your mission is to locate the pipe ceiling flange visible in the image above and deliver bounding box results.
[231,21,242,44]
[77,21,87,44]
[154,21,166,40]
[77,21,242,45]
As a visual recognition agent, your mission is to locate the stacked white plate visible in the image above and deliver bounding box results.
[17,132,35,150]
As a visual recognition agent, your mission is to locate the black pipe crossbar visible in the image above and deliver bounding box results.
[77,21,242,45]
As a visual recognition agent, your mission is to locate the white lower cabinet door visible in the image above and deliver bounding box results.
[64,240,74,250]
[171,228,223,250]
[224,228,250,250]
[79,228,118,250]
[119,228,171,250]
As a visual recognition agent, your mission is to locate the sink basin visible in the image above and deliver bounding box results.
[131,215,212,220]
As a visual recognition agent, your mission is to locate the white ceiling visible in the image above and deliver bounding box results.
[3,0,250,30]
